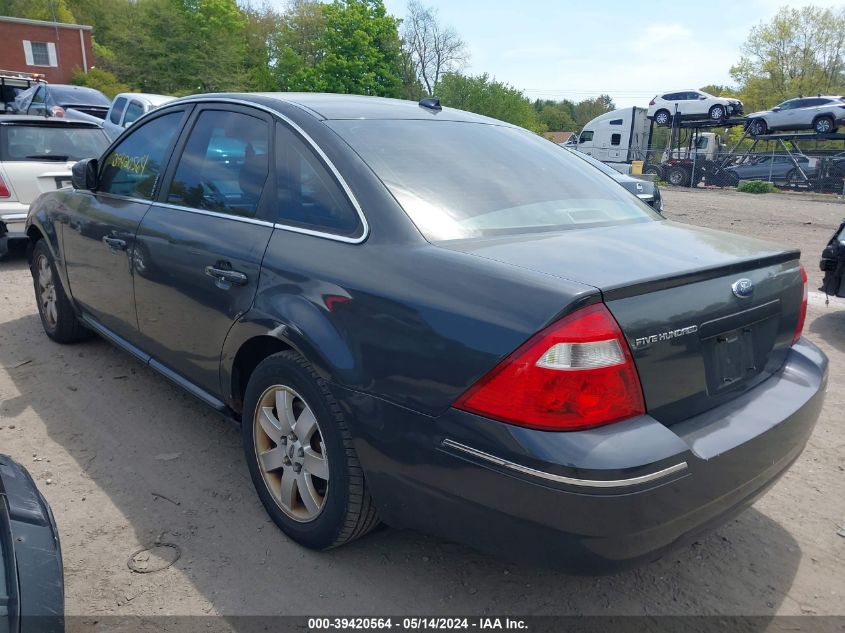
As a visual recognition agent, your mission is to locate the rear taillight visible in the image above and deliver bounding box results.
[50,105,65,117]
[792,264,808,345]
[0,174,9,198]
[649,98,656,105]
[454,303,645,431]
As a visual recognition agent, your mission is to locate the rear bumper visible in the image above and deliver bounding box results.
[338,339,827,571]
[0,203,29,238]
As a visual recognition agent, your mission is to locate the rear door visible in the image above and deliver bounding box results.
[132,104,274,395]
[61,108,190,342]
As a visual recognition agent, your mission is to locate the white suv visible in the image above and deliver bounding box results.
[745,96,845,136]
[0,116,108,257]
[647,90,743,126]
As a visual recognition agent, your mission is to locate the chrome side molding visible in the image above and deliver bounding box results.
[441,438,688,489]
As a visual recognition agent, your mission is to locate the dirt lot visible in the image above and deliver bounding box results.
[0,187,844,619]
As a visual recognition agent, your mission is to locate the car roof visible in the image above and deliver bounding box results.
[115,93,175,105]
[171,92,516,125]
[0,114,101,127]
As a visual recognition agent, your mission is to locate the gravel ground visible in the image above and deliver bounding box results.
[0,187,843,619]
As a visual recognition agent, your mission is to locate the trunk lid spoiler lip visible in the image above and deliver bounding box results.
[601,250,800,301]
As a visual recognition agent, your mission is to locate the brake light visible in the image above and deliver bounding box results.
[0,174,9,198]
[649,98,656,105]
[50,105,65,117]
[792,264,808,345]
[454,303,645,431]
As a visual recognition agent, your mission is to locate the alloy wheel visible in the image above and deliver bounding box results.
[36,254,58,328]
[710,106,724,120]
[253,385,329,522]
[816,118,832,133]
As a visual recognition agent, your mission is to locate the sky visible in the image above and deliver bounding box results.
[265,0,845,108]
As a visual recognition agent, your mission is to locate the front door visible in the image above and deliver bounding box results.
[133,105,274,395]
[61,108,190,342]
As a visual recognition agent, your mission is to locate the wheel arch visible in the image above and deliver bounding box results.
[220,309,352,419]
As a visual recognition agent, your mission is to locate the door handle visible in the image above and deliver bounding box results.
[103,236,127,251]
[205,266,248,286]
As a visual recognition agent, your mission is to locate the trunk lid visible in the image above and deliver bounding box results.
[440,220,804,424]
[0,160,75,204]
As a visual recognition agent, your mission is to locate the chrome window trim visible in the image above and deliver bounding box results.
[164,96,369,244]
[154,202,275,227]
[441,438,688,489]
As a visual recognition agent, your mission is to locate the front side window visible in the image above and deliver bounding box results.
[579,130,594,143]
[329,120,659,241]
[166,109,269,218]
[275,123,362,237]
[110,97,127,124]
[99,111,184,199]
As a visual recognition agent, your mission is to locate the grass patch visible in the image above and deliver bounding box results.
[737,180,776,194]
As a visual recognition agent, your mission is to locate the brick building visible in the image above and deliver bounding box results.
[0,15,93,84]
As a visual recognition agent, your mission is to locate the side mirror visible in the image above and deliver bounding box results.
[772,106,781,112]
[71,158,98,191]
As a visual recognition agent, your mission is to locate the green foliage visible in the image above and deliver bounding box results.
[731,5,845,112]
[437,73,543,132]
[276,0,403,97]
[70,67,129,98]
[0,0,76,22]
[737,180,776,194]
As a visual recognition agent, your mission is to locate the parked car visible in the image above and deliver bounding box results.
[103,93,175,141]
[820,217,845,298]
[0,454,64,632]
[745,96,845,136]
[648,89,743,126]
[0,116,109,257]
[564,146,663,212]
[12,84,110,120]
[26,93,825,570]
[723,154,818,183]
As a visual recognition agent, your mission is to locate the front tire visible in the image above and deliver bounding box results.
[814,116,835,134]
[708,104,725,122]
[30,240,91,344]
[242,351,379,550]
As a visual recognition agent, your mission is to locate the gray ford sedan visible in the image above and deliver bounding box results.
[26,93,826,571]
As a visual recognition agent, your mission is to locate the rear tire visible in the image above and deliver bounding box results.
[667,166,690,187]
[30,240,91,344]
[242,351,379,550]
[814,116,834,134]
[748,119,767,136]
[653,110,671,127]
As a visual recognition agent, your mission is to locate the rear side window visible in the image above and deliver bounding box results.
[99,111,184,199]
[166,109,269,218]
[609,119,623,125]
[123,101,144,125]
[610,133,621,146]
[275,122,362,237]
[109,97,127,124]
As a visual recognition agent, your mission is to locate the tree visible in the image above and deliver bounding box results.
[731,5,845,111]
[0,0,75,23]
[533,99,577,132]
[70,67,129,98]
[401,0,468,97]
[436,72,543,132]
[573,95,615,128]
[277,0,403,97]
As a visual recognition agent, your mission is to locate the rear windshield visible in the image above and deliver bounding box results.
[2,124,109,161]
[48,86,110,106]
[329,120,659,241]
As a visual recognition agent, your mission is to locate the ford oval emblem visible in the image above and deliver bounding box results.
[732,278,754,299]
